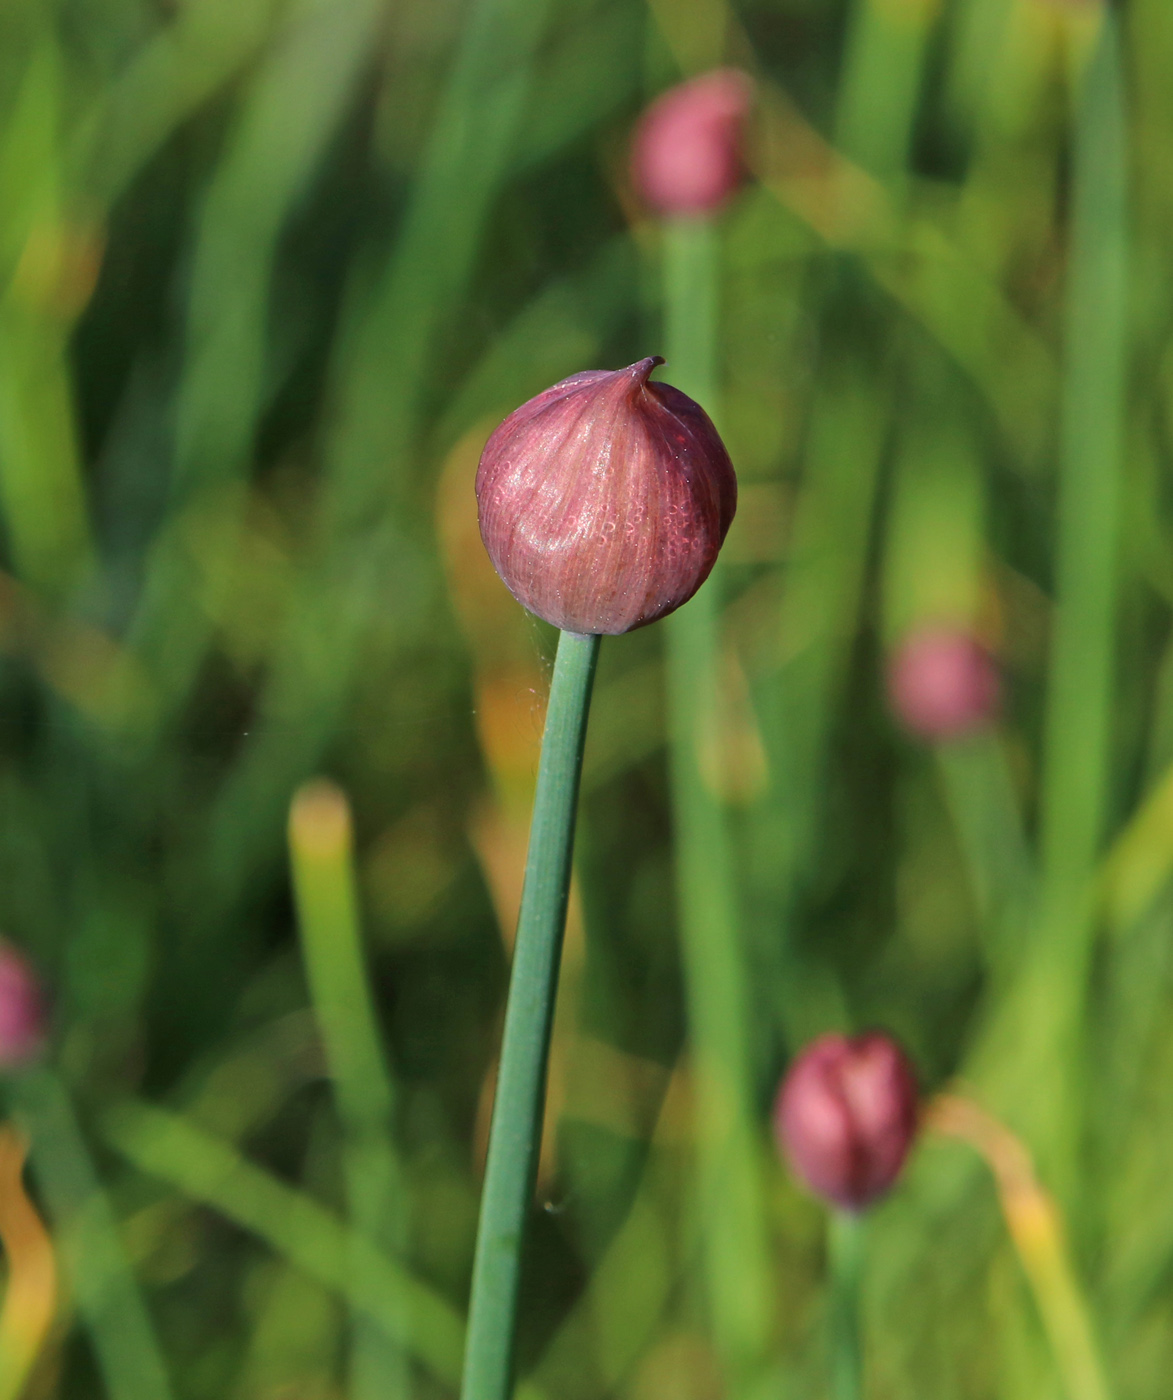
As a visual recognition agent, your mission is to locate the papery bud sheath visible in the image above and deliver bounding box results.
[476,358,736,636]
[774,1031,919,1211]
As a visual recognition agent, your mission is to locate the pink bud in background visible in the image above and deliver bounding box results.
[0,942,45,1068]
[886,626,1001,741]
[774,1032,919,1211]
[476,357,737,635]
[631,69,753,216]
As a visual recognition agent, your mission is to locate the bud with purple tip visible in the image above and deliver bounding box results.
[886,625,1001,742]
[773,1032,919,1211]
[0,942,45,1069]
[475,357,737,636]
[631,69,753,217]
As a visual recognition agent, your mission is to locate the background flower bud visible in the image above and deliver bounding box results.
[631,69,753,216]
[886,626,1001,741]
[475,357,736,636]
[774,1031,919,1211]
[0,942,45,1068]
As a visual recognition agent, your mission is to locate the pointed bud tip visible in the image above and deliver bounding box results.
[629,356,665,386]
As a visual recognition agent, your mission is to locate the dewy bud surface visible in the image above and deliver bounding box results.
[475,357,737,636]
[774,1031,919,1212]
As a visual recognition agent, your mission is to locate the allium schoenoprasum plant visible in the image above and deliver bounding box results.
[0,2,1170,1399]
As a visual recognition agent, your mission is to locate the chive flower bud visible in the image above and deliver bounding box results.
[887,626,1001,741]
[0,941,45,1068]
[773,1031,919,1212]
[631,69,753,216]
[475,357,737,635]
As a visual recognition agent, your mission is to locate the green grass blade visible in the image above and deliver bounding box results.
[103,1098,466,1388]
[324,0,555,527]
[747,363,887,1047]
[1038,11,1128,932]
[662,215,773,1391]
[73,0,287,209]
[10,1069,174,1400]
[0,305,94,597]
[935,734,1033,969]
[289,779,411,1400]
[129,0,385,723]
[954,15,1128,1247]
[0,36,94,596]
[995,11,1128,1178]
[190,0,557,921]
[835,0,937,179]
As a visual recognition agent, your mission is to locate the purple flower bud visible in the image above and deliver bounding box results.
[773,1032,919,1212]
[0,942,45,1068]
[631,69,753,216]
[475,357,737,636]
[886,626,1001,741]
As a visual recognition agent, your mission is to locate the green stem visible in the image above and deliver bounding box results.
[461,628,601,1400]
[103,1099,465,1387]
[829,1210,864,1400]
[663,216,772,1390]
[935,734,1033,973]
[1015,8,1127,1182]
[289,780,410,1400]
[9,1068,174,1400]
[1039,10,1127,939]
[834,0,936,180]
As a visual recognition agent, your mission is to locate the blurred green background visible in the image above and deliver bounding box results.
[0,0,1171,1396]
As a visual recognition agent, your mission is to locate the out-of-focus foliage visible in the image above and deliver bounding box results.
[0,0,1169,1397]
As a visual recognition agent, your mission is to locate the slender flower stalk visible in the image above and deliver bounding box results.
[465,244,737,1400]
[636,68,769,1388]
[969,5,1127,1204]
[289,780,410,1400]
[460,629,600,1400]
[774,1032,919,1400]
[828,1209,864,1400]
[661,214,773,1389]
[9,1068,174,1400]
[1032,4,1127,1165]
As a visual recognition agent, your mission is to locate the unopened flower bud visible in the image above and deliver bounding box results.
[773,1031,918,1211]
[475,357,737,635]
[631,69,753,216]
[887,626,1000,741]
[0,942,45,1068]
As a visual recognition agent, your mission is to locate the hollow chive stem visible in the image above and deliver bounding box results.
[662,215,772,1391]
[289,781,410,1400]
[461,628,601,1400]
[1033,8,1127,1157]
[8,1067,174,1400]
[829,1209,864,1400]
